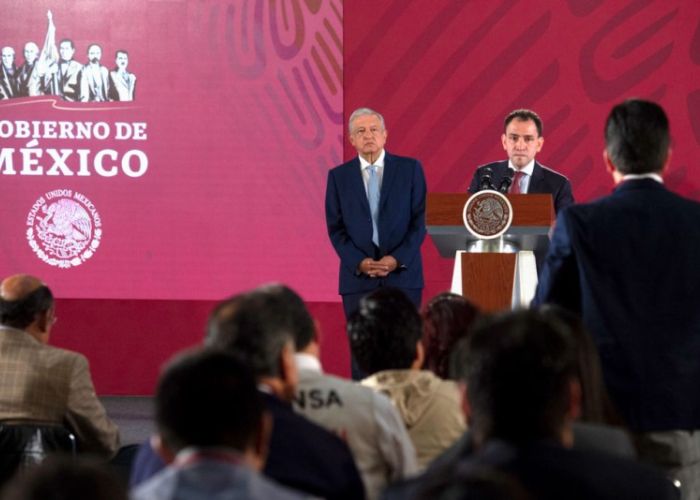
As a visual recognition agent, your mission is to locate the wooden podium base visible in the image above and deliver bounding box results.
[450,251,538,312]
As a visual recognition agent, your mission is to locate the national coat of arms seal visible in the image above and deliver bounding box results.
[26,189,102,268]
[463,190,513,239]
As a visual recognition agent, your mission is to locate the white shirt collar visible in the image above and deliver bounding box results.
[621,173,663,184]
[508,159,535,176]
[294,352,323,373]
[359,149,386,170]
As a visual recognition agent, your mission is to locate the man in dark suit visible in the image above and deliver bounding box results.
[132,350,304,499]
[533,99,700,499]
[468,109,574,214]
[383,310,678,500]
[325,107,427,320]
[131,288,366,500]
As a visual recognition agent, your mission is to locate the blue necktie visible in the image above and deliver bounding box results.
[368,165,380,246]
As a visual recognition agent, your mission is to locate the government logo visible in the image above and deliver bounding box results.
[26,189,102,268]
[463,190,513,239]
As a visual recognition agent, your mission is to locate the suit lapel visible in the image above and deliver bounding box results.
[379,152,396,212]
[528,162,545,193]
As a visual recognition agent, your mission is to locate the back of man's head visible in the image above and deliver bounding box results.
[1,456,127,500]
[348,287,422,375]
[452,310,578,446]
[0,274,53,330]
[258,284,316,351]
[156,349,264,455]
[204,286,298,380]
[604,99,670,175]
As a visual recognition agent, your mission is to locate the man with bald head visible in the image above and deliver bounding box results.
[0,274,119,457]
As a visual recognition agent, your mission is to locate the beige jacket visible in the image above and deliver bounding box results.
[362,369,466,469]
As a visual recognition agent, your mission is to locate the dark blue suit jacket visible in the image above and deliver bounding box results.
[533,179,700,432]
[468,160,574,214]
[130,393,365,499]
[325,152,426,295]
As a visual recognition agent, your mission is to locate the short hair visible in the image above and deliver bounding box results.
[59,39,74,49]
[504,109,543,137]
[1,455,128,500]
[258,284,315,351]
[452,310,578,444]
[604,99,670,174]
[414,465,532,500]
[0,285,53,329]
[348,287,422,375]
[87,43,102,53]
[115,49,128,58]
[422,292,480,379]
[205,288,296,378]
[155,349,263,453]
[348,107,386,134]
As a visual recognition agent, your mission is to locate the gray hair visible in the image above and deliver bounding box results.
[348,107,386,134]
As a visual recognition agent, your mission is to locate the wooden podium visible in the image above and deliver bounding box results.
[426,193,554,312]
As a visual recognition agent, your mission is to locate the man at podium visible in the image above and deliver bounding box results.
[325,107,427,359]
[468,109,574,214]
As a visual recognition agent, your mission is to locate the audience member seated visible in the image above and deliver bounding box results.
[132,349,304,499]
[384,310,678,500]
[415,304,637,482]
[0,275,119,459]
[406,465,532,500]
[131,287,366,500]
[421,292,479,380]
[252,284,418,499]
[1,455,127,500]
[349,287,466,469]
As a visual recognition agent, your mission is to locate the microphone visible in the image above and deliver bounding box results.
[478,167,494,191]
[498,168,516,193]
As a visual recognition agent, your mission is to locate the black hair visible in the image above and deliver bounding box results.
[604,99,670,174]
[0,285,53,329]
[1,455,128,500]
[347,287,422,375]
[156,349,263,453]
[504,109,543,137]
[205,288,297,378]
[452,310,578,445]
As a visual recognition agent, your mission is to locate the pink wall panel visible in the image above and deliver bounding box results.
[52,298,349,394]
[344,0,700,299]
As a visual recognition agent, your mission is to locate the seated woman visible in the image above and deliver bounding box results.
[421,293,479,380]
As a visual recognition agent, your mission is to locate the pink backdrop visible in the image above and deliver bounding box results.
[344,0,700,301]
[0,0,342,301]
[2,1,700,393]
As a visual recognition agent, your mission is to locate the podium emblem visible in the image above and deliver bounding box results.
[463,190,513,239]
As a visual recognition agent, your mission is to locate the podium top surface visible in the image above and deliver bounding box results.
[426,193,554,228]
[425,193,555,256]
